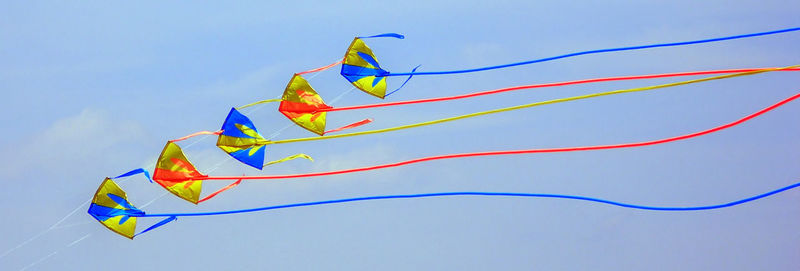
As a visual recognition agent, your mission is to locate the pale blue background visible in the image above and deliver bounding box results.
[2,1,799,270]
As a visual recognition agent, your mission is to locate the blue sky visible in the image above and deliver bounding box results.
[2,1,800,270]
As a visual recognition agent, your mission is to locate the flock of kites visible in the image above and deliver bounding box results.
[89,28,800,239]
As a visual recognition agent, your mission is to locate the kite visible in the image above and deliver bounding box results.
[277,74,373,135]
[115,142,244,204]
[88,178,177,239]
[340,27,800,98]
[235,73,375,137]
[171,106,315,171]
[120,90,800,204]
[88,176,800,239]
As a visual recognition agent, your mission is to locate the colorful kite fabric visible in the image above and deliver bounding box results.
[278,74,332,135]
[87,178,143,239]
[217,107,270,169]
[276,73,373,136]
[88,178,179,239]
[340,37,390,98]
[151,141,246,204]
[152,141,207,204]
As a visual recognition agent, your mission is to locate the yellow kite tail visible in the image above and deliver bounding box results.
[264,153,314,167]
[237,99,282,110]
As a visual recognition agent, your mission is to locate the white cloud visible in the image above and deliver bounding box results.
[0,108,147,177]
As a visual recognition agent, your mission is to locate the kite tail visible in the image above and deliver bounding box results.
[384,27,800,76]
[314,67,800,113]
[359,33,405,39]
[324,118,373,134]
[136,181,800,218]
[263,154,314,167]
[114,168,153,183]
[170,130,223,142]
[297,59,345,75]
[134,216,177,237]
[237,99,282,110]
[197,179,243,204]
[384,65,421,97]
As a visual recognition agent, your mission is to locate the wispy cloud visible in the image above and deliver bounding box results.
[0,108,147,177]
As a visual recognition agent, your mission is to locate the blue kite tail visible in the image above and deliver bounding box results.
[384,65,421,97]
[385,27,800,77]
[359,33,405,39]
[134,216,177,238]
[113,168,153,183]
[137,181,800,218]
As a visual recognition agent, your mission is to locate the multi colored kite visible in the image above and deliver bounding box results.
[88,176,800,239]
[88,178,177,239]
[116,141,244,204]
[340,28,800,98]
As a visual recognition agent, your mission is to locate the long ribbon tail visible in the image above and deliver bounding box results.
[170,130,223,142]
[202,90,800,181]
[263,154,314,167]
[197,179,243,204]
[138,181,800,218]
[237,99,282,110]
[359,33,405,39]
[297,59,345,75]
[384,65,420,98]
[321,68,800,112]
[385,27,800,76]
[324,118,373,134]
[268,65,796,146]
[133,216,177,237]
[113,168,153,183]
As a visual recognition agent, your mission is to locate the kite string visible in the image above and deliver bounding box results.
[267,65,796,146]
[296,58,344,75]
[170,130,223,142]
[204,90,800,181]
[385,27,800,76]
[138,180,800,217]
